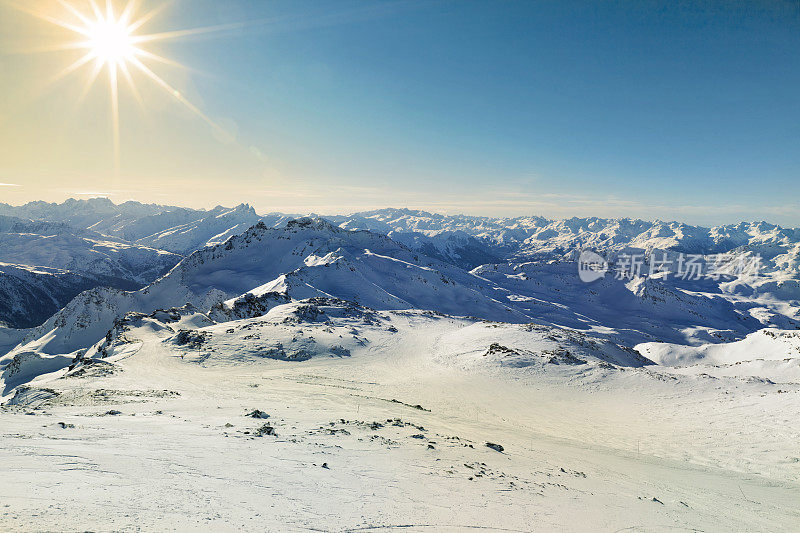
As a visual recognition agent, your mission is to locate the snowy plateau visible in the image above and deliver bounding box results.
[0,198,799,532]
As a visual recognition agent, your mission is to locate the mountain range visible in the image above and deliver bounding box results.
[0,197,798,377]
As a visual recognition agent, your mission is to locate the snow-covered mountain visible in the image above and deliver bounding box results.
[327,208,547,257]
[5,200,799,281]
[386,229,501,269]
[330,209,800,270]
[0,199,294,256]
[1,200,798,358]
[0,215,180,285]
[133,204,273,254]
[0,197,166,231]
[0,215,181,329]
[329,209,800,308]
[3,218,528,358]
[0,263,103,328]
[326,210,504,268]
[89,206,208,242]
[0,199,798,370]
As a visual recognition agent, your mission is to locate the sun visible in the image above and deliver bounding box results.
[8,0,233,175]
[84,10,137,66]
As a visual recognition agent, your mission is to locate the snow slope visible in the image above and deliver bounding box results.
[473,261,784,345]
[1,299,797,531]
[638,329,800,383]
[0,262,107,328]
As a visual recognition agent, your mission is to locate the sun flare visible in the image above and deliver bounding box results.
[9,0,231,174]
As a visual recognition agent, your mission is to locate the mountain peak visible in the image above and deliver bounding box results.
[232,203,256,214]
[285,217,341,233]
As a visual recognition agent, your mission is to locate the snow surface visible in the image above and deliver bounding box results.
[1,300,798,531]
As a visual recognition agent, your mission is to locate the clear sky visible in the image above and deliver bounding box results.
[0,0,798,225]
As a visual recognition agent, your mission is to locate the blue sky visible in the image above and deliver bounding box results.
[0,0,798,224]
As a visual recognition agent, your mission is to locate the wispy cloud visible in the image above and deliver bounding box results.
[0,182,20,187]
[65,191,114,197]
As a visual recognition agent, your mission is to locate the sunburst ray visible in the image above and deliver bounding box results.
[4,0,238,176]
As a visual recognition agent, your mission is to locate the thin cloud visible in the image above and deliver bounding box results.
[0,183,20,187]
[66,191,114,197]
